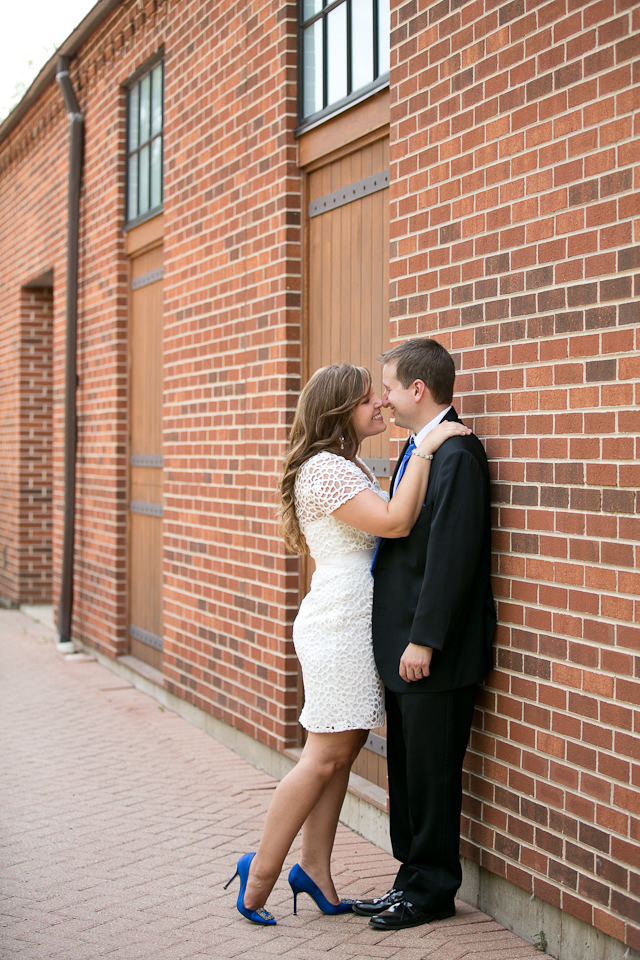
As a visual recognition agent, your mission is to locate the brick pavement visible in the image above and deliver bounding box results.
[0,610,542,960]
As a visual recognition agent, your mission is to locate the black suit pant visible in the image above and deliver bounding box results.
[385,684,478,910]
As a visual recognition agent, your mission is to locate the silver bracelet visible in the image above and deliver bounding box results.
[413,450,433,461]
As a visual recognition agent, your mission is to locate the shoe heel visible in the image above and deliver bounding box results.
[223,869,238,890]
[287,863,353,916]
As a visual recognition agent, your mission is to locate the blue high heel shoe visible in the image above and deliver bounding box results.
[288,863,355,915]
[224,852,276,925]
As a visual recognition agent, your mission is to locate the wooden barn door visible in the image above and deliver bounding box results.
[306,135,390,474]
[299,94,390,789]
[126,216,164,670]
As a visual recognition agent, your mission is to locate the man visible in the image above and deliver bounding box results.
[354,338,496,930]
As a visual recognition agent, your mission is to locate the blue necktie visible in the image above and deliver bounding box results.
[392,437,416,494]
[371,438,415,574]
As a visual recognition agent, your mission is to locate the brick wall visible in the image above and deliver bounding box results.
[0,284,20,602]
[0,84,66,607]
[18,287,53,603]
[160,0,302,748]
[0,0,303,746]
[390,0,640,947]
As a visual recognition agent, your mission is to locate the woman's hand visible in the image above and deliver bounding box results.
[419,420,471,457]
[332,420,471,539]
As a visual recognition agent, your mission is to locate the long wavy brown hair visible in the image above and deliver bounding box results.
[279,364,373,554]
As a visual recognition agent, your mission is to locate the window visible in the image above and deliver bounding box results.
[126,61,164,224]
[300,0,390,124]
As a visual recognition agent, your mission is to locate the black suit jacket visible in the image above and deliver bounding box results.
[372,408,496,693]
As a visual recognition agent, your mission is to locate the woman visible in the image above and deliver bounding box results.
[225,364,470,925]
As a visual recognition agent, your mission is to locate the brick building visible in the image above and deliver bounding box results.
[0,0,639,956]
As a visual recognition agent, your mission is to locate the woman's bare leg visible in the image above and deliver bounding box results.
[243,728,366,911]
[298,729,368,902]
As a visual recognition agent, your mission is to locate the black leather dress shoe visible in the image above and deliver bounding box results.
[352,887,404,916]
[368,898,456,930]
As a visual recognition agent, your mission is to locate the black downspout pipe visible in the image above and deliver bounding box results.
[56,57,84,646]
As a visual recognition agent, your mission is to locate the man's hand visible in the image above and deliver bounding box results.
[399,642,433,682]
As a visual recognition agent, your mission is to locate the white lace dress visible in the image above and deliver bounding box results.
[293,451,387,733]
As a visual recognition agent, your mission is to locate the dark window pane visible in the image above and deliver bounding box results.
[151,64,163,136]
[352,0,374,91]
[139,143,150,213]
[139,74,151,144]
[128,154,138,220]
[127,62,164,222]
[327,2,347,105]
[128,86,139,151]
[303,20,324,118]
[378,0,390,76]
[150,137,162,210]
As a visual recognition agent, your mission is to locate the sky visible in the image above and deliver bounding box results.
[0,0,97,123]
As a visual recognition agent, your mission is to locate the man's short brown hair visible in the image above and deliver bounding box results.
[379,338,455,405]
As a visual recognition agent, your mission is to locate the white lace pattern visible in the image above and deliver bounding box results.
[292,452,387,733]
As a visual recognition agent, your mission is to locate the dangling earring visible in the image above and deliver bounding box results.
[339,436,345,451]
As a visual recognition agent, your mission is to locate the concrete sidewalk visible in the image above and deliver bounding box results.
[1,610,541,960]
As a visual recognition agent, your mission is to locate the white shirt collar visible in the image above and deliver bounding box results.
[393,406,453,494]
[412,405,452,446]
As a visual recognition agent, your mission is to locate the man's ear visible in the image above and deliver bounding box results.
[412,380,427,402]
